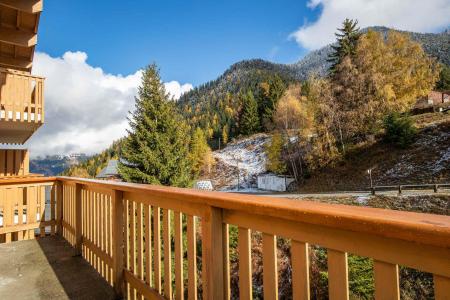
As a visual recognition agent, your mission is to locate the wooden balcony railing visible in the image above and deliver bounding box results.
[0,176,449,299]
[0,177,57,243]
[0,68,45,143]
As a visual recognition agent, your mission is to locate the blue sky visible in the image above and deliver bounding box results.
[27,0,449,156]
[38,0,317,86]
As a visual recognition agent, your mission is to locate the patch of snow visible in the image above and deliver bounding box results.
[214,134,270,189]
[356,196,369,205]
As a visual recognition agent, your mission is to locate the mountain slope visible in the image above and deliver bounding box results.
[177,27,449,143]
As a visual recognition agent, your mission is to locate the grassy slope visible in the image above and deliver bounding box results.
[299,113,450,192]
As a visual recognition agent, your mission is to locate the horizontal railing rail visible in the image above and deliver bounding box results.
[0,68,45,124]
[1,176,449,299]
[56,177,450,300]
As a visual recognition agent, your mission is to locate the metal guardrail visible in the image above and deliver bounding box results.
[369,183,450,195]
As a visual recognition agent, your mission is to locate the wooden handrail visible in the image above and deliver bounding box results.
[57,176,450,248]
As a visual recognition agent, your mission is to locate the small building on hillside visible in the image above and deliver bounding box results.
[96,160,121,181]
[415,91,450,108]
[257,174,296,192]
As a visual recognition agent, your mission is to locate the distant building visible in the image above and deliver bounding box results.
[415,91,450,108]
[257,174,296,192]
[96,160,121,181]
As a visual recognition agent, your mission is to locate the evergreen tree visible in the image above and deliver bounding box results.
[257,74,286,130]
[436,64,450,91]
[239,90,260,135]
[118,64,192,187]
[327,18,361,75]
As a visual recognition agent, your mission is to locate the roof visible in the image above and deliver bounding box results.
[96,160,119,179]
[0,0,43,72]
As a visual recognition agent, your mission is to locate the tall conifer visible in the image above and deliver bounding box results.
[327,18,361,75]
[240,90,260,135]
[118,64,192,187]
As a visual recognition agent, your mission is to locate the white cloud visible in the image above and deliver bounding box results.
[24,51,191,157]
[290,0,450,50]
[164,81,193,100]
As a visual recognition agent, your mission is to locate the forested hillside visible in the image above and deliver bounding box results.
[178,59,294,147]
[177,27,449,148]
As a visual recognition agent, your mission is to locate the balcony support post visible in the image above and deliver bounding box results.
[201,206,225,300]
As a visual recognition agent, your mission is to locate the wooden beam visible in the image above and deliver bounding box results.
[0,27,37,47]
[0,55,32,70]
[0,0,43,14]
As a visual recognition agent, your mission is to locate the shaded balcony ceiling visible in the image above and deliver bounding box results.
[0,0,43,72]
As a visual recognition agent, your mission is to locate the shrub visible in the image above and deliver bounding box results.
[383,113,417,148]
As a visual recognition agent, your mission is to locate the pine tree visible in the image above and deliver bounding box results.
[118,64,192,187]
[239,90,260,135]
[327,18,361,75]
[436,64,450,91]
[257,74,286,130]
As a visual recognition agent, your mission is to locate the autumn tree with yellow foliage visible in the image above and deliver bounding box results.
[333,30,440,142]
[189,127,215,177]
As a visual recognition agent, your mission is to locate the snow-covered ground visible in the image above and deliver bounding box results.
[213,133,270,190]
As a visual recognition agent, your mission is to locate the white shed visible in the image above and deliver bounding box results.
[257,174,295,192]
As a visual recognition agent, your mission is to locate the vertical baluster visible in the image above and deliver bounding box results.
[223,223,230,300]
[137,202,143,281]
[327,249,349,300]
[145,204,152,287]
[100,194,106,277]
[163,209,172,299]
[238,227,252,300]
[75,184,82,255]
[17,187,24,240]
[130,201,136,300]
[106,195,112,284]
[291,241,310,300]
[81,190,85,258]
[40,185,46,237]
[112,190,124,297]
[50,184,55,235]
[56,182,63,235]
[94,192,99,270]
[136,202,144,300]
[263,233,278,300]
[374,261,400,300]
[90,190,95,265]
[187,215,197,300]
[174,211,184,300]
[4,188,12,243]
[434,275,450,300]
[153,206,162,293]
[124,199,131,299]
[28,186,36,240]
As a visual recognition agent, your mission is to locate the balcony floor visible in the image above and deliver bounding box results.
[0,236,116,300]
